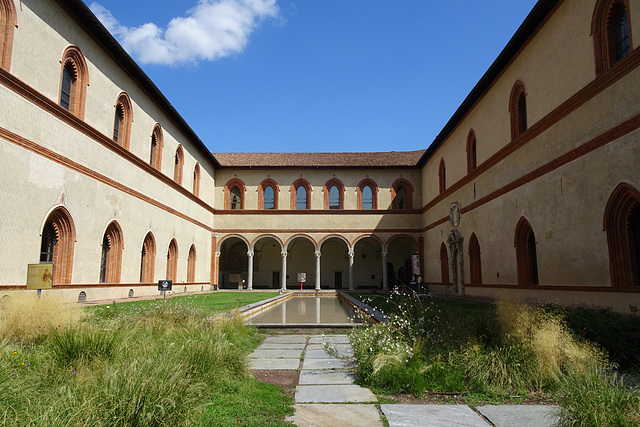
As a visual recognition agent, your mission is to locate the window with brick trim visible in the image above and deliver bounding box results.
[440,242,449,284]
[356,179,378,210]
[469,233,482,284]
[187,244,196,283]
[40,206,75,285]
[140,232,156,283]
[113,92,133,149]
[291,178,312,209]
[99,221,123,284]
[224,178,246,209]
[0,0,17,71]
[592,0,633,76]
[167,239,178,282]
[174,145,184,185]
[258,178,279,209]
[509,80,527,141]
[149,124,163,171]
[438,158,446,194]
[193,163,201,197]
[515,217,539,285]
[466,129,478,173]
[323,178,345,209]
[604,183,640,286]
[391,178,413,210]
[59,46,89,120]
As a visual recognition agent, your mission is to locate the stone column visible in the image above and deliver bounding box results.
[315,250,321,291]
[214,251,220,290]
[281,250,288,291]
[348,248,355,291]
[381,248,388,291]
[247,249,254,291]
[316,295,321,324]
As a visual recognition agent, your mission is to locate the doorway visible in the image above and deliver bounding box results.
[272,271,280,289]
[335,271,343,289]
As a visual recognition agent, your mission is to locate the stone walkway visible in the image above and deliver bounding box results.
[248,334,561,427]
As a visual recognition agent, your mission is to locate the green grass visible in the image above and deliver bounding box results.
[0,292,292,426]
[348,292,640,426]
[87,291,278,318]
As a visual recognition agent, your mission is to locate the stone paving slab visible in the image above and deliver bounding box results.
[248,358,300,370]
[262,336,308,344]
[301,358,356,370]
[296,385,377,403]
[298,369,355,385]
[380,404,488,427]
[248,349,303,359]
[303,348,333,359]
[257,343,306,350]
[307,343,355,357]
[285,404,382,427]
[476,405,561,427]
[308,335,350,344]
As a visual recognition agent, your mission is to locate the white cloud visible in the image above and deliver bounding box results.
[89,0,278,65]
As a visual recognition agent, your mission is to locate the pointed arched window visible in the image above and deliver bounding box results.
[438,158,446,194]
[59,46,89,119]
[40,207,76,285]
[469,233,482,284]
[193,163,201,197]
[357,179,378,210]
[440,242,449,284]
[509,81,528,141]
[466,129,478,173]
[174,145,184,185]
[592,0,633,75]
[99,222,123,284]
[140,232,156,283]
[187,244,197,283]
[604,183,640,286]
[258,178,279,209]
[0,0,17,71]
[291,179,312,209]
[515,217,539,285]
[113,92,133,149]
[167,239,178,282]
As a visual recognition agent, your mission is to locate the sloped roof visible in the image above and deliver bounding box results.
[212,150,426,168]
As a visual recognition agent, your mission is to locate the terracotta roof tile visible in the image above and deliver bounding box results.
[212,150,426,168]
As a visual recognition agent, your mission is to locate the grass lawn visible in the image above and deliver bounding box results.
[0,292,293,426]
[86,291,279,318]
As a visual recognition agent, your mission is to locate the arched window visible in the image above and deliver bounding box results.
[59,46,89,119]
[466,129,478,173]
[592,0,633,76]
[515,217,539,285]
[39,207,76,285]
[438,158,446,194]
[193,163,201,197]
[149,124,164,171]
[140,232,156,283]
[291,179,312,209]
[469,233,482,284]
[323,178,345,209]
[440,242,449,284]
[167,239,178,282]
[509,80,528,141]
[391,178,413,210]
[224,178,246,209]
[357,179,378,210]
[258,178,279,209]
[174,145,184,185]
[99,221,123,284]
[0,0,17,71]
[187,244,196,283]
[113,92,133,149]
[604,183,640,286]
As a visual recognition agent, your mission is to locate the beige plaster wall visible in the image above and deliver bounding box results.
[9,0,215,206]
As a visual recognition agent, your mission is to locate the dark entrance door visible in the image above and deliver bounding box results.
[272,271,280,289]
[335,271,343,289]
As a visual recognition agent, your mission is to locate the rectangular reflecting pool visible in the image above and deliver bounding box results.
[247,295,370,327]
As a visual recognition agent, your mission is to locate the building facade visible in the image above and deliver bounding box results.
[0,0,638,312]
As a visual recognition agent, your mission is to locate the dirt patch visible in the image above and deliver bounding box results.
[257,328,351,336]
[251,369,300,393]
[382,392,557,406]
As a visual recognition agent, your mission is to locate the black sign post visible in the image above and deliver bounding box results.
[158,280,172,301]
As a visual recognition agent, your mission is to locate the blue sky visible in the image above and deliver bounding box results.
[87,0,538,153]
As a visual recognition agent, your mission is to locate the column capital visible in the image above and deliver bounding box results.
[381,248,388,257]
[215,251,221,258]
[247,249,254,257]
[348,249,355,258]
[281,250,288,258]
[315,250,322,258]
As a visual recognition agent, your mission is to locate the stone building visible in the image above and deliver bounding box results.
[0,0,638,312]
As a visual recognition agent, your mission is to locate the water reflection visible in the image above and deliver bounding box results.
[249,296,366,325]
